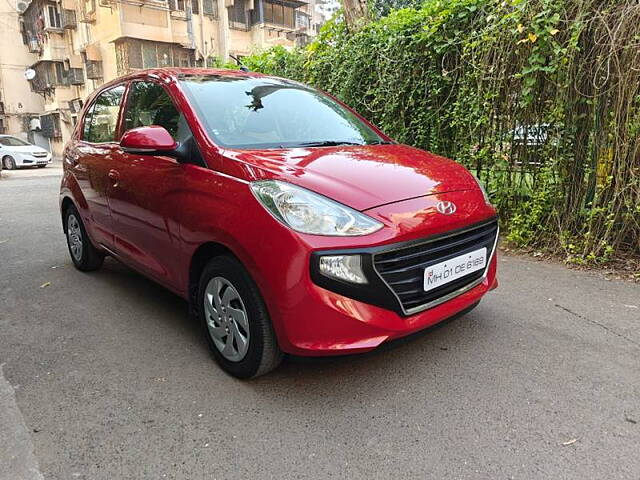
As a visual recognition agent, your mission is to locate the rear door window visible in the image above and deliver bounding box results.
[84,85,126,143]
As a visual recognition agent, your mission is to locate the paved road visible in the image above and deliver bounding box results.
[1,166,639,480]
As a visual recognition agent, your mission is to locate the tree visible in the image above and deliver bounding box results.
[341,0,369,28]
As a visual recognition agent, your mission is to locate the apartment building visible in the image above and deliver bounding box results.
[0,0,322,156]
[0,0,46,145]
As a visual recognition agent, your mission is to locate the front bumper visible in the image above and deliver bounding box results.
[16,153,52,166]
[277,238,498,356]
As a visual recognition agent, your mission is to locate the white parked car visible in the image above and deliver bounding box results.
[0,135,52,170]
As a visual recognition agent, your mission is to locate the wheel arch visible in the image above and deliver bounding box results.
[188,242,237,306]
[60,196,75,233]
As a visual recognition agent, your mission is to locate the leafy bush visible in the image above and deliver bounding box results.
[243,0,640,263]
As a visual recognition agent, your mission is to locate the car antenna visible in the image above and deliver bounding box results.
[229,54,250,72]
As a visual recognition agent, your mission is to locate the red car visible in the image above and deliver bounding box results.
[60,68,498,378]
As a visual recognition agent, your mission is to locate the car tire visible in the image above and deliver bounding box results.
[64,204,105,272]
[197,255,283,379]
[3,156,16,170]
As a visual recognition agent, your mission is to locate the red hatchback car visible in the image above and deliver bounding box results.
[60,68,498,378]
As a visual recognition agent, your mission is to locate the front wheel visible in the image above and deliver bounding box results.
[64,205,104,271]
[197,256,282,378]
[3,156,16,170]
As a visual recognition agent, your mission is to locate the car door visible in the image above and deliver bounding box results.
[107,80,189,291]
[72,84,126,248]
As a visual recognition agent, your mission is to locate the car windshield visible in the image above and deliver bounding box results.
[0,136,31,147]
[179,74,385,149]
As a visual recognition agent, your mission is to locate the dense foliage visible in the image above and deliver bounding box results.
[368,0,424,17]
[244,0,640,264]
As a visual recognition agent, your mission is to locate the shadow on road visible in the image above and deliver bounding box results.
[91,255,489,392]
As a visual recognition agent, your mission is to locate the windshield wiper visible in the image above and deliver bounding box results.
[295,140,365,147]
[367,140,394,145]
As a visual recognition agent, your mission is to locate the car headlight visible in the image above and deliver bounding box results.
[250,180,384,236]
[472,174,491,205]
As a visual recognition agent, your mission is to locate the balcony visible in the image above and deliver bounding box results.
[62,9,77,29]
[229,18,251,31]
[114,38,195,75]
[250,0,305,31]
[28,61,67,94]
[85,60,103,79]
[68,68,84,85]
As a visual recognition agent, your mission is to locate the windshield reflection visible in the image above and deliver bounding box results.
[180,74,386,149]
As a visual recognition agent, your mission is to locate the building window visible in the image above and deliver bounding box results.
[40,113,62,138]
[54,62,69,85]
[191,0,199,14]
[228,0,249,30]
[202,0,216,16]
[46,4,61,28]
[169,0,185,11]
[295,10,310,29]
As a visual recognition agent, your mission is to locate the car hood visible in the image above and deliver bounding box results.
[3,145,46,153]
[223,144,479,211]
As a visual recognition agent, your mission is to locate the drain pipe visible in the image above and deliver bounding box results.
[199,0,205,64]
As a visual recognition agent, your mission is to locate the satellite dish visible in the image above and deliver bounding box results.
[16,1,28,12]
[24,68,36,80]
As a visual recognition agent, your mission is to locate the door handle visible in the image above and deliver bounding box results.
[108,169,120,187]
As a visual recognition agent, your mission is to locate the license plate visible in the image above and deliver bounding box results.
[423,248,487,292]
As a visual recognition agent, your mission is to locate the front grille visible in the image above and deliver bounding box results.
[373,219,498,314]
[32,152,48,158]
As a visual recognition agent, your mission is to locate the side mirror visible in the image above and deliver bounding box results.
[120,126,178,156]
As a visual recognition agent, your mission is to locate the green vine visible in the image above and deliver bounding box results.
[244,0,640,264]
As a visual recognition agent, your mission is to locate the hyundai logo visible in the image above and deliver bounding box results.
[436,201,457,215]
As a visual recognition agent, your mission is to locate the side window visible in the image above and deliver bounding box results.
[84,85,125,143]
[124,82,182,139]
[82,103,95,140]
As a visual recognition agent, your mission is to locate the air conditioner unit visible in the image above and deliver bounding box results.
[30,118,42,131]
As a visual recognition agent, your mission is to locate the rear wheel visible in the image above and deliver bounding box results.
[3,156,16,170]
[197,255,282,378]
[64,204,104,271]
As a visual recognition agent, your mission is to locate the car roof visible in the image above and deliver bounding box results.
[100,67,268,89]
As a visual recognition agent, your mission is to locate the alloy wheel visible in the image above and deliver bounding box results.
[67,213,83,262]
[204,277,250,362]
